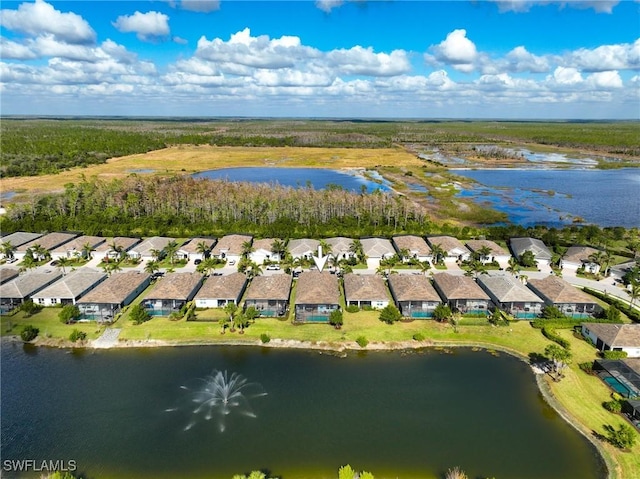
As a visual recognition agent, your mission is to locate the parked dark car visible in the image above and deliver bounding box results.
[194,259,202,265]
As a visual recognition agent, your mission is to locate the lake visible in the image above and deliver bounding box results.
[0,344,605,479]
[453,168,640,227]
[193,167,391,193]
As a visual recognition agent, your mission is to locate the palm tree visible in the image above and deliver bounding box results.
[108,240,124,261]
[196,240,210,259]
[145,260,160,275]
[30,244,49,262]
[81,242,94,260]
[318,239,332,258]
[506,256,521,276]
[241,240,254,259]
[104,261,122,276]
[1,241,16,260]
[56,256,73,276]
[397,247,411,262]
[419,260,431,276]
[150,248,163,262]
[349,239,365,264]
[270,239,286,261]
[224,302,238,332]
[196,258,218,276]
[476,245,493,264]
[164,240,180,265]
[464,259,487,278]
[246,262,263,280]
[430,244,446,265]
[629,282,640,310]
[20,255,36,273]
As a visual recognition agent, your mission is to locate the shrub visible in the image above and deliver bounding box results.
[59,304,81,324]
[605,306,621,322]
[413,332,425,341]
[578,361,594,374]
[602,350,628,360]
[604,423,637,450]
[583,287,638,322]
[69,329,87,342]
[603,400,622,413]
[541,327,571,349]
[130,304,151,325]
[260,333,271,344]
[19,300,43,317]
[345,305,360,313]
[20,325,39,342]
[378,304,402,324]
[541,305,567,320]
[356,336,369,348]
[433,303,452,322]
[329,310,344,329]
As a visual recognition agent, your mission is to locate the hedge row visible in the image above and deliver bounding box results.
[582,287,639,323]
[541,326,571,349]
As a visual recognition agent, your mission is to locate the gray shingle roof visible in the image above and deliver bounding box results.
[509,237,552,261]
[0,232,42,248]
[0,268,19,284]
[288,238,320,256]
[344,274,389,302]
[129,236,174,256]
[0,270,63,299]
[178,238,217,255]
[195,272,247,300]
[325,237,354,256]
[476,274,544,303]
[432,272,489,300]
[94,237,141,253]
[244,274,292,301]
[563,246,600,264]
[31,268,107,300]
[51,236,106,255]
[387,274,441,302]
[427,236,469,255]
[145,272,204,301]
[295,271,340,304]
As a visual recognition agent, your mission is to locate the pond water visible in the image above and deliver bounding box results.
[454,168,640,227]
[193,167,391,193]
[1,344,605,479]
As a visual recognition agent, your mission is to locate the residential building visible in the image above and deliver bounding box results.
[0,232,42,258]
[211,234,252,263]
[432,272,490,314]
[582,323,640,358]
[77,271,151,322]
[593,359,640,403]
[250,238,283,264]
[476,274,544,319]
[325,237,355,261]
[509,237,552,266]
[343,273,389,309]
[427,236,470,263]
[392,235,432,263]
[95,237,141,260]
[176,238,217,262]
[527,275,600,318]
[361,237,395,269]
[465,240,511,265]
[610,260,638,283]
[243,274,292,317]
[194,272,248,308]
[561,246,602,273]
[50,235,106,260]
[0,270,63,313]
[127,236,175,261]
[387,274,441,318]
[287,238,320,260]
[142,272,204,316]
[0,268,19,285]
[294,271,340,323]
[32,268,107,307]
[16,232,78,260]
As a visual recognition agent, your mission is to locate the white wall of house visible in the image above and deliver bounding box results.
[581,325,640,358]
[195,298,236,308]
[251,249,280,264]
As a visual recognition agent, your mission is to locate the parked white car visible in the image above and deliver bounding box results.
[266,264,280,270]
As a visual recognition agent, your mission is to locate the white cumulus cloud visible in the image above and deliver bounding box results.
[0,0,96,44]
[327,46,411,76]
[549,66,583,85]
[427,29,479,72]
[567,39,640,71]
[315,0,344,13]
[491,1,620,14]
[112,11,171,42]
[504,46,550,73]
[586,70,623,88]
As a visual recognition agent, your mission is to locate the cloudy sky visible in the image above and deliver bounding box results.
[1,0,638,118]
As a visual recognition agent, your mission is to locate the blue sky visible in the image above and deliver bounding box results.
[1,0,638,118]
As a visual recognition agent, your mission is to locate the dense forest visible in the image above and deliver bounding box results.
[1,175,638,253]
[2,119,638,177]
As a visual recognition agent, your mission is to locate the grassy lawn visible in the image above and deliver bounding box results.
[1,308,105,341]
